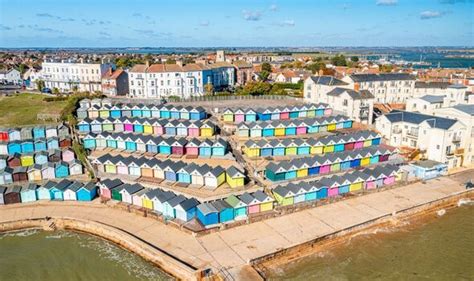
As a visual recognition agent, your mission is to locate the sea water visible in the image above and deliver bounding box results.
[268,202,474,281]
[0,230,173,281]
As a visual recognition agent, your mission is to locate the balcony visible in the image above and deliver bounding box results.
[407,131,419,138]
[392,128,402,134]
[452,136,461,143]
[455,148,465,155]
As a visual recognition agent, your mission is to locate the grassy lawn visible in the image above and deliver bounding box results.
[0,93,68,127]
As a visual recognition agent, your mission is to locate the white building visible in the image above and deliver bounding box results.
[375,110,467,169]
[0,68,21,85]
[414,81,451,97]
[128,62,234,99]
[433,104,474,166]
[342,73,416,103]
[406,84,472,115]
[304,76,374,124]
[39,59,115,92]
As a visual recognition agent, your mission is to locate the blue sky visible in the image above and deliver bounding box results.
[0,0,472,47]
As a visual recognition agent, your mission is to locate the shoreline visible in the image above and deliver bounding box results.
[253,189,473,278]
[0,217,200,281]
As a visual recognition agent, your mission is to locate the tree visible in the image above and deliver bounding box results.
[204,83,214,95]
[36,80,45,91]
[305,62,326,74]
[52,87,60,95]
[331,54,347,66]
[261,62,272,72]
[166,58,176,64]
[240,81,272,96]
[18,63,27,74]
[350,56,359,63]
[259,70,270,82]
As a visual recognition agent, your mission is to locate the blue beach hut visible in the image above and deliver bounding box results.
[212,200,234,223]
[7,142,21,155]
[21,140,34,153]
[197,203,219,226]
[34,139,47,152]
[76,182,97,201]
[37,181,54,200]
[33,127,46,139]
[55,162,70,178]
[20,183,38,203]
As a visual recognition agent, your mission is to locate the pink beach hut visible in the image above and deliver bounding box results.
[354,135,365,149]
[319,159,332,174]
[280,107,290,120]
[234,108,245,123]
[185,139,200,156]
[123,118,134,132]
[296,121,308,135]
[239,193,261,214]
[187,122,200,137]
[324,107,332,116]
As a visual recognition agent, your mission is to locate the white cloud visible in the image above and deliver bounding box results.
[376,0,398,6]
[242,10,262,21]
[270,4,278,11]
[420,10,444,19]
[199,20,210,27]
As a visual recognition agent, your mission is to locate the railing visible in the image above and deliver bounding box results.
[168,94,301,103]
[452,136,462,143]
[392,128,402,134]
[407,131,419,138]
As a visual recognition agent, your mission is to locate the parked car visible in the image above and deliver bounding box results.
[41,88,52,94]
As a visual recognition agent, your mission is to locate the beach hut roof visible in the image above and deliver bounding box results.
[273,185,293,197]
[167,194,187,207]
[252,190,274,203]
[197,202,218,216]
[65,181,84,192]
[211,199,232,212]
[238,192,259,205]
[177,197,200,211]
[226,166,245,178]
[56,179,73,191]
[225,194,247,208]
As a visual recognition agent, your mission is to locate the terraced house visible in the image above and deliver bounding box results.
[342,73,416,103]
[128,61,235,99]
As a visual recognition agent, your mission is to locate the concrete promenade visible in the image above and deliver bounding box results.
[0,170,472,280]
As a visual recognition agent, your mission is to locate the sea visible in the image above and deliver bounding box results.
[0,230,173,281]
[267,201,474,280]
[0,202,472,281]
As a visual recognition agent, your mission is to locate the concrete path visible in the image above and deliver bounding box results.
[0,170,472,280]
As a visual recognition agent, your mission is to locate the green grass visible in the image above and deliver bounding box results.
[0,93,68,126]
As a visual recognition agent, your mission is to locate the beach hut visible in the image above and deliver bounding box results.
[8,154,21,168]
[27,165,42,181]
[141,189,157,210]
[41,163,55,180]
[225,195,248,220]
[119,183,144,204]
[175,198,200,222]
[34,138,47,152]
[199,140,212,157]
[253,190,274,212]
[187,122,200,137]
[320,177,339,198]
[200,122,214,137]
[152,191,175,214]
[55,161,70,178]
[21,127,33,140]
[287,183,306,204]
[163,162,178,182]
[272,186,294,206]
[7,141,22,155]
[204,166,226,189]
[111,184,124,201]
[20,140,34,154]
[239,192,260,214]
[176,122,188,137]
[90,119,103,133]
[8,128,21,142]
[234,108,245,123]
[45,126,58,139]
[0,168,13,185]
[226,166,245,188]
[257,108,272,121]
[20,183,38,203]
[0,129,9,142]
[158,139,172,155]
[4,186,21,204]
[171,139,186,156]
[98,178,123,199]
[163,195,186,218]
[222,108,234,123]
[77,120,91,133]
[211,200,234,223]
[76,182,97,201]
[0,155,6,169]
[301,182,317,201]
[46,137,59,150]
[32,127,46,139]
[63,181,83,200]
[132,188,149,207]
[212,139,227,156]
[197,203,219,227]
[185,139,200,156]
[0,186,6,204]
[20,153,34,167]
[189,166,205,186]
[0,143,7,156]
[176,166,192,185]
[12,166,28,182]
[50,179,72,200]
[245,109,257,122]
[192,107,206,120]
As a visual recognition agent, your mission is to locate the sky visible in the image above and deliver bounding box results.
[0,0,472,47]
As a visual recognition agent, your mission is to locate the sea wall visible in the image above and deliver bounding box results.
[0,217,201,281]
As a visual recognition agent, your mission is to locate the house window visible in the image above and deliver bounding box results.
[343,99,348,106]
[437,145,440,149]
